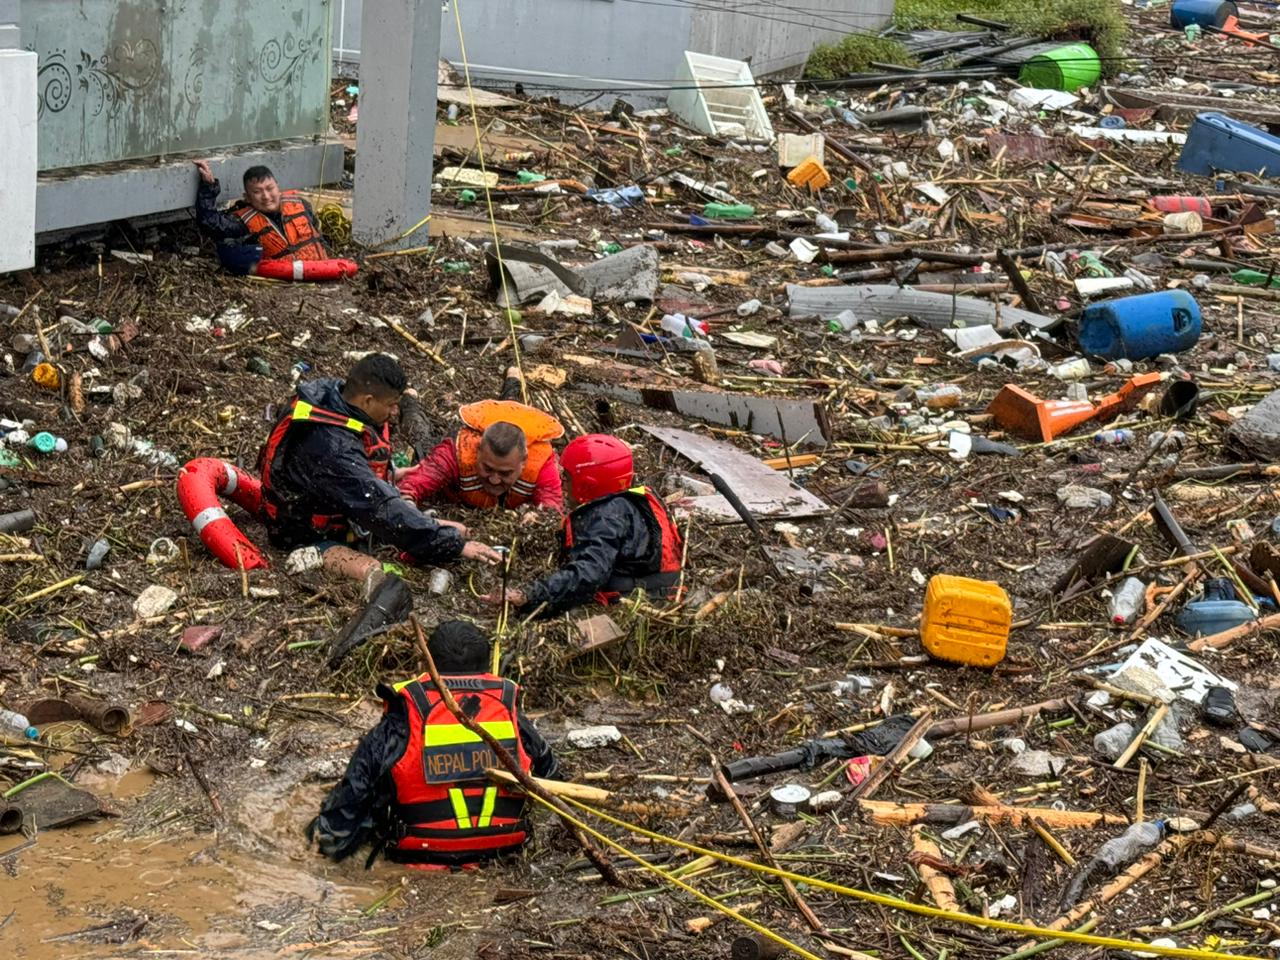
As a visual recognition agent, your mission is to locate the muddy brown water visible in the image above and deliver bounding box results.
[0,765,486,958]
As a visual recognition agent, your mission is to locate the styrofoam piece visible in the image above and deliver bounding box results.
[668,51,774,142]
[778,132,824,167]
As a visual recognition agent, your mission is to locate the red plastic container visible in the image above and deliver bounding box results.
[1149,195,1212,217]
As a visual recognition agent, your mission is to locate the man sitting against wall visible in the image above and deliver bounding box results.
[192,159,328,262]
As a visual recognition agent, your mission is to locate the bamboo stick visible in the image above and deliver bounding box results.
[860,800,1129,829]
[1114,704,1169,770]
[911,828,961,912]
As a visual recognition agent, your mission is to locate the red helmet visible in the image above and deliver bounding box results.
[561,434,633,504]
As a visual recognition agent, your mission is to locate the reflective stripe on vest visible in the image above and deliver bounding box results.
[386,675,533,862]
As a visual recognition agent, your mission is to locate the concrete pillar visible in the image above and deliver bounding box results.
[0,0,36,274]
[352,0,440,249]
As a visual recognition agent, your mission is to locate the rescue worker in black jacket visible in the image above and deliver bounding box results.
[192,159,328,261]
[484,434,684,618]
[309,620,560,868]
[258,353,501,589]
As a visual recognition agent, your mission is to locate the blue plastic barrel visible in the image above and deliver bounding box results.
[1077,290,1202,360]
[1170,0,1238,28]
[215,241,264,276]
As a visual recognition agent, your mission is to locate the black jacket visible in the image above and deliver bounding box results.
[523,493,663,618]
[195,178,319,243]
[311,680,560,862]
[263,378,464,565]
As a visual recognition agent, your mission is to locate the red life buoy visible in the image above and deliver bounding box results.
[176,458,269,570]
[253,258,359,282]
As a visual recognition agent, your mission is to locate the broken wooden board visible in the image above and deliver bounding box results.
[570,614,626,659]
[642,425,829,520]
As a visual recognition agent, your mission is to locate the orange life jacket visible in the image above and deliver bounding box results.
[562,486,684,606]
[257,396,392,538]
[233,191,325,261]
[387,674,533,867]
[453,400,564,509]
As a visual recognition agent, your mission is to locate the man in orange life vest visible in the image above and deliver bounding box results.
[309,620,560,868]
[484,434,684,619]
[193,160,327,261]
[396,367,565,522]
[258,354,501,594]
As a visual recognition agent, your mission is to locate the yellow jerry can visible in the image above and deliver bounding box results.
[920,574,1011,667]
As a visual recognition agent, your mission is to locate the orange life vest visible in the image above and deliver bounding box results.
[562,486,684,606]
[453,400,564,509]
[387,674,533,867]
[257,396,392,538]
[233,191,325,262]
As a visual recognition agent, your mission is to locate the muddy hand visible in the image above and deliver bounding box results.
[193,159,215,184]
[483,587,526,607]
[462,541,501,564]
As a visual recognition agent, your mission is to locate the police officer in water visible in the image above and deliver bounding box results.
[309,620,560,869]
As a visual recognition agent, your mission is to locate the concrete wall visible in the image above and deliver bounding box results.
[333,0,895,93]
[0,2,36,273]
[21,0,331,171]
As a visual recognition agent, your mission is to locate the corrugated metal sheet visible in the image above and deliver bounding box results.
[23,0,330,171]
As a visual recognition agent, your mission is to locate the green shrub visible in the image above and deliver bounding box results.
[805,0,1127,79]
[805,34,917,80]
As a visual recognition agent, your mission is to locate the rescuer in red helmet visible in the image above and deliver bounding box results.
[483,434,684,618]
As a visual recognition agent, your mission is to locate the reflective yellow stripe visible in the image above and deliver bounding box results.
[423,720,516,747]
[291,400,364,434]
[477,786,497,828]
[449,788,472,829]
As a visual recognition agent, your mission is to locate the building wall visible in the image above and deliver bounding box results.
[333,0,895,91]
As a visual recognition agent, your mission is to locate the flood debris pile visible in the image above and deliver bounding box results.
[3,4,1280,958]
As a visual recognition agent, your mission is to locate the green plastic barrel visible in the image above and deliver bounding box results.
[1018,43,1101,93]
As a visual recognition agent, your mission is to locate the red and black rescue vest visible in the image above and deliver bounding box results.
[233,191,326,262]
[563,486,684,606]
[257,396,393,537]
[387,674,532,866]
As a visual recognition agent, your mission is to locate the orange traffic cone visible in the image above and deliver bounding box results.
[986,373,1162,443]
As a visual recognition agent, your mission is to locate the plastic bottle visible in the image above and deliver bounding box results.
[916,384,963,410]
[660,314,708,339]
[826,309,859,334]
[0,708,38,740]
[703,203,756,220]
[1076,252,1113,278]
[1108,577,1146,625]
[29,432,67,454]
[1094,821,1165,871]
[736,298,762,317]
[446,103,459,122]
[814,213,839,234]
[1094,429,1135,446]
[290,361,311,384]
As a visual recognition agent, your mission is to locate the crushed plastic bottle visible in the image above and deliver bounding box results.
[827,309,859,334]
[1094,429,1135,446]
[814,213,839,234]
[1093,721,1137,761]
[85,538,111,571]
[0,708,38,740]
[831,675,874,697]
[1108,577,1146,625]
[660,314,708,339]
[736,298,762,317]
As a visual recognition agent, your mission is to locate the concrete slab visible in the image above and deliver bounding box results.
[35,139,345,237]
